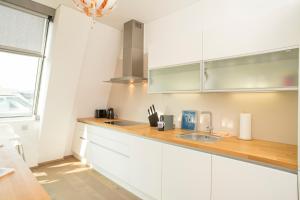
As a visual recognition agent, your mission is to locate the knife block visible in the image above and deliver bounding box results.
[148,112,159,127]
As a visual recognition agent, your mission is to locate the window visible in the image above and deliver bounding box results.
[0,3,49,118]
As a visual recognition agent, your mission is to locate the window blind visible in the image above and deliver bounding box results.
[0,3,48,56]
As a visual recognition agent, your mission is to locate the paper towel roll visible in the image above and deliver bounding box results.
[239,113,252,140]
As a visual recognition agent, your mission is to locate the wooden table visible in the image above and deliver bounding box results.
[0,146,50,200]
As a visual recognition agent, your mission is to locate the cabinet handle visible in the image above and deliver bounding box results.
[80,137,86,140]
[90,141,130,158]
[204,68,208,81]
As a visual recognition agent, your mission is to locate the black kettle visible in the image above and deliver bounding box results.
[107,108,114,119]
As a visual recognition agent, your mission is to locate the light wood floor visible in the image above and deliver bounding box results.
[31,157,140,200]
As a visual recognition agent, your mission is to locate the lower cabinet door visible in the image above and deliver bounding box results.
[72,123,88,158]
[129,136,162,200]
[162,144,212,200]
[89,142,130,182]
[211,155,298,200]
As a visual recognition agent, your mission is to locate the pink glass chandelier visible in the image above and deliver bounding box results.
[72,0,118,19]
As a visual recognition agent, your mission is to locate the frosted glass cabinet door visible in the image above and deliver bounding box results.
[148,63,201,93]
[203,48,299,91]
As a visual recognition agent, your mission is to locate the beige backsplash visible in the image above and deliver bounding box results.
[108,83,297,145]
[107,58,297,145]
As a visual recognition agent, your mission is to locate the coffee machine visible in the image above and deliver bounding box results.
[107,108,115,119]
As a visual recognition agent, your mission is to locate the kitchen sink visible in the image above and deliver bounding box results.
[177,133,221,143]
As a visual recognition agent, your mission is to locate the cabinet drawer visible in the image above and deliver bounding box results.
[88,133,130,157]
[76,122,86,131]
[89,142,129,182]
[72,123,88,157]
[72,135,88,157]
[75,123,87,139]
[87,125,131,144]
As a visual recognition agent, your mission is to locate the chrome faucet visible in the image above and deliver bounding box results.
[200,111,213,134]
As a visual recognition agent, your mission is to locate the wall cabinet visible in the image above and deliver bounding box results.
[146,2,203,68]
[148,62,201,93]
[203,48,299,92]
[148,48,299,93]
[162,144,211,200]
[146,0,300,93]
[202,0,300,60]
[146,0,300,67]
[211,155,298,200]
[129,136,162,200]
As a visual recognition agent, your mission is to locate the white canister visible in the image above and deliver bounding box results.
[239,113,252,140]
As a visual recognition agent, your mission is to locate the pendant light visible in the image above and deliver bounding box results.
[72,0,118,21]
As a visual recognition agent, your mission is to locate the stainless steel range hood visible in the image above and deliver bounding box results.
[107,20,147,84]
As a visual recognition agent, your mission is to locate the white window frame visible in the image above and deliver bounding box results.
[0,2,50,119]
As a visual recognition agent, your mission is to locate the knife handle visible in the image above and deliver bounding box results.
[150,106,153,114]
[152,105,156,112]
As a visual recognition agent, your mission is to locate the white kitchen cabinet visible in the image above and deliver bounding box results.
[202,0,300,60]
[88,141,130,182]
[80,124,298,200]
[203,48,299,92]
[71,122,88,160]
[147,0,300,66]
[129,136,162,200]
[162,144,211,200]
[146,2,203,69]
[148,62,201,93]
[86,125,131,182]
[211,155,298,200]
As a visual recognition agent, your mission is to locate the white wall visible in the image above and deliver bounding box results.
[74,23,121,118]
[24,4,121,162]
[64,22,121,156]
[38,5,91,163]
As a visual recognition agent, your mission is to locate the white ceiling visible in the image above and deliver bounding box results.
[33,0,200,29]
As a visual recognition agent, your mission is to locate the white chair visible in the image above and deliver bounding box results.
[0,124,25,161]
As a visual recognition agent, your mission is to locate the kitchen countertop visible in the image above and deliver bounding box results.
[78,118,297,172]
[0,146,50,200]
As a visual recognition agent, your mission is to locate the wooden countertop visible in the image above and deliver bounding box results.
[0,146,50,200]
[78,118,298,172]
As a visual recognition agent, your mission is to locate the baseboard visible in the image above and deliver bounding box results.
[31,154,77,169]
[64,155,75,159]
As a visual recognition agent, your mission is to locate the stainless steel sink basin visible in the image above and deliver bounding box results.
[177,133,221,143]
